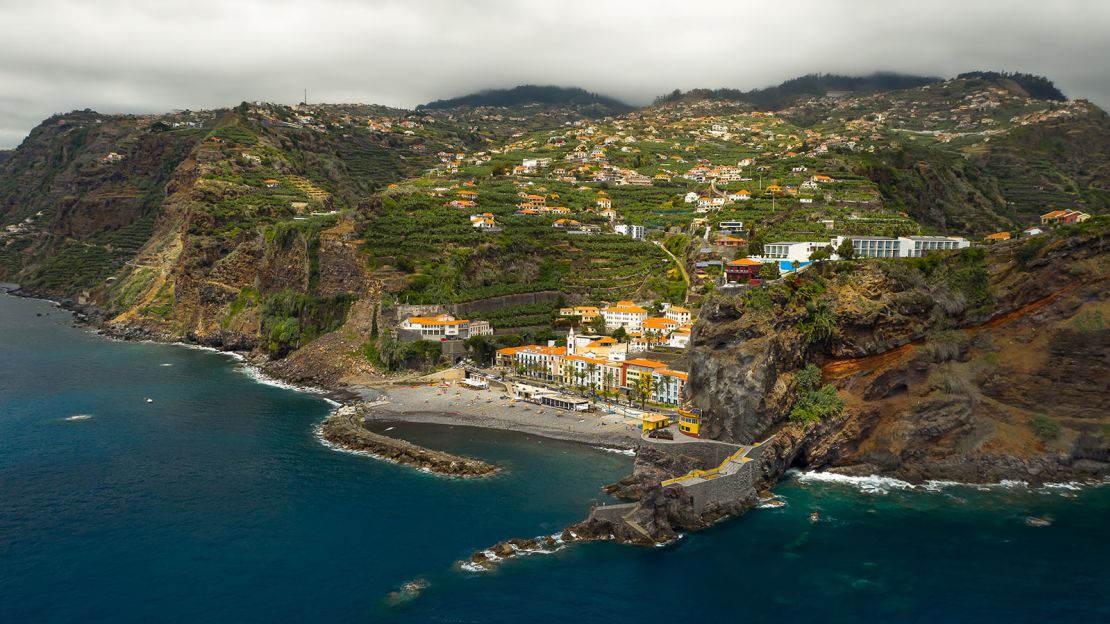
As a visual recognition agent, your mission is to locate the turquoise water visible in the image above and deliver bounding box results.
[2,293,1108,623]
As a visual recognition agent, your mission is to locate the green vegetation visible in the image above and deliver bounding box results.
[789,364,844,424]
[260,291,352,357]
[1030,414,1061,442]
[362,331,443,371]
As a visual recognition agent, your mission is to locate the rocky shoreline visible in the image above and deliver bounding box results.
[321,405,499,477]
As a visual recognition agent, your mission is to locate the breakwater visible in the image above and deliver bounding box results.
[320,405,498,477]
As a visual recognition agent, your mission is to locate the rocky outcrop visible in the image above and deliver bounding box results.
[691,225,1110,485]
[320,405,497,477]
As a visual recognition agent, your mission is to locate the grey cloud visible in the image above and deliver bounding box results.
[1,0,1108,147]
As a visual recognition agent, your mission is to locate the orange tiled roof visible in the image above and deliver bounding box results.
[624,358,668,369]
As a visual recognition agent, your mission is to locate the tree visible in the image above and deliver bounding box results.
[588,314,607,334]
[602,369,615,403]
[810,245,833,262]
[759,262,780,281]
[585,363,599,396]
[634,373,657,409]
[464,335,497,366]
[836,239,855,260]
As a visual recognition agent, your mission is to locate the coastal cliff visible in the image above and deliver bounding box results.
[689,221,1109,485]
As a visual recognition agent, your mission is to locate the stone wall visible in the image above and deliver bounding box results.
[387,291,563,325]
[640,438,743,470]
[681,461,757,512]
[589,502,638,524]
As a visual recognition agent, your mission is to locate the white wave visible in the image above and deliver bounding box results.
[757,496,787,509]
[64,414,93,421]
[792,470,917,494]
[167,341,247,361]
[1040,482,1082,491]
[594,446,636,457]
[791,470,1105,494]
[159,363,173,367]
[235,364,338,404]
[312,420,432,473]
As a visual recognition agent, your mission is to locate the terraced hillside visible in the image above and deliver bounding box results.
[0,73,1105,376]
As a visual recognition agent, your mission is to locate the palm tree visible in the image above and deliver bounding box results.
[660,375,676,405]
[602,369,615,403]
[635,374,656,409]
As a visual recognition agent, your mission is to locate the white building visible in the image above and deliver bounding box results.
[683,192,699,204]
[830,235,970,258]
[663,304,692,324]
[760,241,830,263]
[601,301,648,332]
[401,314,492,341]
[614,224,645,240]
[651,369,688,405]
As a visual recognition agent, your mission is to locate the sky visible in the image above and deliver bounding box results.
[1,0,1109,148]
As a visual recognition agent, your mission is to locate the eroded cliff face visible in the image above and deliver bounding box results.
[690,225,1110,484]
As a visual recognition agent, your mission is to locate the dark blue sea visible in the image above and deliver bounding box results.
[2,293,1107,623]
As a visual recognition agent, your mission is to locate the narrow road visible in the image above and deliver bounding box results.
[652,240,690,300]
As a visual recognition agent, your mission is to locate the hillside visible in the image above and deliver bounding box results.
[689,218,1109,483]
[418,85,633,114]
[0,72,1106,385]
[655,72,942,110]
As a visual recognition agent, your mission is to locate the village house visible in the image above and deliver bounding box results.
[1040,209,1090,225]
[401,314,492,341]
[651,369,688,405]
[667,327,692,349]
[725,257,763,283]
[470,213,498,230]
[601,301,648,332]
[684,191,699,204]
[596,197,612,209]
[641,316,682,335]
[627,331,667,353]
[559,306,600,322]
[553,218,581,229]
[984,231,1012,242]
[496,344,567,380]
[716,235,746,248]
[623,357,668,386]
[613,224,645,240]
[663,305,692,324]
[696,196,726,212]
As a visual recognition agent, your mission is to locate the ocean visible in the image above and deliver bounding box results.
[2,293,1107,623]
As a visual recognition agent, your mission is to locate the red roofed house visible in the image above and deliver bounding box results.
[725,258,763,283]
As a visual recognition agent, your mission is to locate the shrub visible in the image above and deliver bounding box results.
[789,364,844,424]
[920,330,968,363]
[1030,415,1060,441]
[796,299,837,344]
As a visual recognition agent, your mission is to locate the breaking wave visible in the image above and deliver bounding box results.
[594,446,636,457]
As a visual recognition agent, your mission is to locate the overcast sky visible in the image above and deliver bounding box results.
[1,0,1108,147]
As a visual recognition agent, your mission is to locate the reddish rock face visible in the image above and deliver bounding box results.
[690,228,1110,484]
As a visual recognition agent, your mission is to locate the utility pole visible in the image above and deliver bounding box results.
[303,88,307,106]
